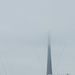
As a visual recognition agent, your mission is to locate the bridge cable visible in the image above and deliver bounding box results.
[54,42,67,74]
[32,46,45,75]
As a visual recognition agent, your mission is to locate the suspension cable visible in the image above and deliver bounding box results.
[32,46,45,75]
[54,42,67,74]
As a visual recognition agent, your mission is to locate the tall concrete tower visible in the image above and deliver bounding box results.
[47,36,52,75]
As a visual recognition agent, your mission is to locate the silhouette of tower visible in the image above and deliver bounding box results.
[47,36,52,75]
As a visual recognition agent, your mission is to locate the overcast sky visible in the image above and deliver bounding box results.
[0,0,75,75]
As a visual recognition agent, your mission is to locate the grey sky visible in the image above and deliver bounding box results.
[0,0,75,75]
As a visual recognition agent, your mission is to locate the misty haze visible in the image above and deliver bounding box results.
[0,0,75,75]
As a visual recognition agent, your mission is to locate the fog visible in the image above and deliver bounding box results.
[0,0,75,75]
